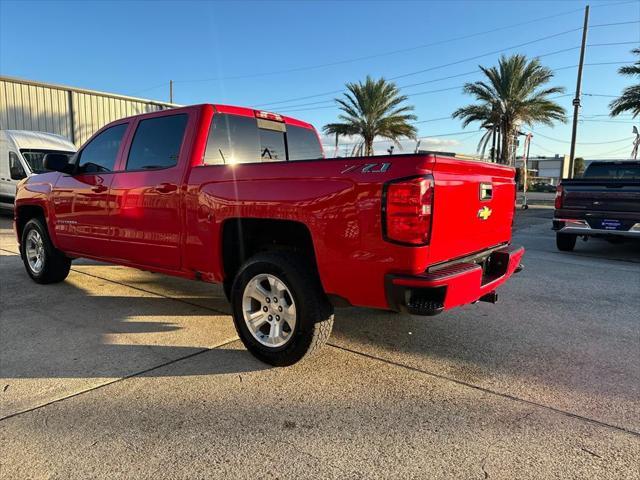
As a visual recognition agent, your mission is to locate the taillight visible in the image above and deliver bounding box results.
[555,184,564,209]
[383,176,434,245]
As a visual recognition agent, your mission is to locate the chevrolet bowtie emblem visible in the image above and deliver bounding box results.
[477,206,492,220]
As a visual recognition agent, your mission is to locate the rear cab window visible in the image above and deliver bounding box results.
[583,163,640,179]
[203,112,323,165]
[126,114,188,171]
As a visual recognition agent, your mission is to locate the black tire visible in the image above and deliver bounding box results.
[556,232,577,252]
[21,218,71,284]
[230,251,334,366]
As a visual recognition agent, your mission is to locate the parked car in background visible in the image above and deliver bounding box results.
[14,104,524,366]
[553,161,640,251]
[530,181,557,193]
[0,130,76,211]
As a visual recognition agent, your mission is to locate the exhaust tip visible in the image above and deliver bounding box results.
[479,291,498,304]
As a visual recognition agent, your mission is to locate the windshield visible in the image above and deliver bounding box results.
[20,149,75,174]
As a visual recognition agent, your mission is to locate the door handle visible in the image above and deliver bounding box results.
[153,183,178,194]
[91,185,108,193]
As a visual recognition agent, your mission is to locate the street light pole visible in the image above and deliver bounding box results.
[569,5,590,178]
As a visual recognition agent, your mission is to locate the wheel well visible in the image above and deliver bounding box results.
[15,205,46,241]
[221,218,319,285]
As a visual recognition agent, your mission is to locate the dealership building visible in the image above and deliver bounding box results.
[0,76,177,147]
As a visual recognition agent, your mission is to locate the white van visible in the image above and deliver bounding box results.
[0,130,76,211]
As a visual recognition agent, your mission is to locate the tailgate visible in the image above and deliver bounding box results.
[562,181,640,213]
[427,157,515,265]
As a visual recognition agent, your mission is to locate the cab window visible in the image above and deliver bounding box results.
[204,114,260,165]
[126,114,188,170]
[204,114,323,165]
[258,119,286,162]
[287,125,323,161]
[77,123,127,173]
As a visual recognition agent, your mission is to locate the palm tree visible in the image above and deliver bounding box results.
[323,76,417,156]
[453,54,567,164]
[610,48,640,118]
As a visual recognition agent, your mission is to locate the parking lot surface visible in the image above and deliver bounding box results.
[1,210,639,479]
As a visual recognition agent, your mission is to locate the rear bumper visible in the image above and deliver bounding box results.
[385,245,525,315]
[553,218,640,238]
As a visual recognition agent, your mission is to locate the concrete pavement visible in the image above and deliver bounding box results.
[1,210,638,479]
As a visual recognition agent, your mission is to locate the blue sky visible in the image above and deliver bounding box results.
[1,0,638,158]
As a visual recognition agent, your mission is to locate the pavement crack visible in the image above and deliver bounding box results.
[0,338,238,423]
[328,343,640,438]
[479,410,534,480]
[580,447,602,459]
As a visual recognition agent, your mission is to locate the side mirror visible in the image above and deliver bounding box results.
[8,151,27,180]
[9,164,27,180]
[43,153,74,174]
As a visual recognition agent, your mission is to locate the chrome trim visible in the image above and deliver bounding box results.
[555,219,640,237]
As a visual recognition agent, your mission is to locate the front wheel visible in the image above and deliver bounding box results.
[556,232,577,252]
[21,218,71,283]
[230,251,334,366]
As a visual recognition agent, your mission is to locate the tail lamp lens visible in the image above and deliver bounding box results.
[384,176,434,245]
[554,184,564,209]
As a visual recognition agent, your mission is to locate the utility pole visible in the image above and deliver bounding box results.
[169,80,173,103]
[569,5,589,178]
[491,125,496,162]
[521,133,532,210]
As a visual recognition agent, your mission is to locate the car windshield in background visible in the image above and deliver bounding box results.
[583,163,640,179]
[203,114,322,165]
[20,150,75,174]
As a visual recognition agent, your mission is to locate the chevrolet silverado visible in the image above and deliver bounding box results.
[554,161,640,251]
[14,104,524,365]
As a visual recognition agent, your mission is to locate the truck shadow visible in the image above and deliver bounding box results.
[0,253,270,381]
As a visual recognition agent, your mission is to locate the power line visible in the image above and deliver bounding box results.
[583,93,620,98]
[333,130,482,147]
[554,61,633,71]
[388,28,587,82]
[579,119,637,124]
[254,27,584,107]
[255,37,635,109]
[589,20,640,28]
[533,131,634,145]
[582,113,635,118]
[581,143,634,157]
[174,6,594,84]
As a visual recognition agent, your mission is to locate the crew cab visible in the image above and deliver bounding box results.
[553,161,640,251]
[14,104,524,366]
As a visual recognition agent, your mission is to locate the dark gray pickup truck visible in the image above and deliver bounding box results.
[553,161,640,251]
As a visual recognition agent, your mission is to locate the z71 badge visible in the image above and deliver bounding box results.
[341,163,391,174]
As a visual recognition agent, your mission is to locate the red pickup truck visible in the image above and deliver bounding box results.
[14,104,524,365]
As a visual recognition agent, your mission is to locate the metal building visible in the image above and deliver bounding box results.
[0,76,178,147]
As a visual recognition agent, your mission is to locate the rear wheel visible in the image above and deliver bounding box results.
[556,232,577,252]
[230,251,334,366]
[21,218,71,284]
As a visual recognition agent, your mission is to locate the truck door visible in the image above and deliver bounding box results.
[51,122,129,255]
[108,112,189,270]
